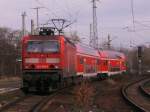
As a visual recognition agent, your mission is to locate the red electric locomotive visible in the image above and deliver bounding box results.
[22,28,77,92]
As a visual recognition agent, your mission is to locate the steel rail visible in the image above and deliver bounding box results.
[0,85,73,112]
[139,79,150,97]
[122,77,150,112]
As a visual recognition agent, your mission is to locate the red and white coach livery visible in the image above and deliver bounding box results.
[76,44,99,77]
[97,50,109,78]
[97,50,127,78]
[104,50,126,76]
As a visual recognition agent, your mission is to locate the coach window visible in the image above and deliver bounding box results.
[103,61,106,66]
[103,61,105,66]
[80,57,84,64]
[106,60,108,65]
[103,60,108,66]
[122,62,126,66]
[97,59,100,65]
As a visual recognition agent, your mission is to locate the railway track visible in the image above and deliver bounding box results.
[0,95,48,112]
[140,79,150,97]
[0,85,73,112]
[122,77,150,112]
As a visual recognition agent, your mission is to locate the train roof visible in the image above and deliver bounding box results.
[99,50,126,59]
[98,50,108,58]
[22,35,61,40]
[76,43,99,57]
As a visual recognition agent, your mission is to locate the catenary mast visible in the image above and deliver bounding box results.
[90,0,99,49]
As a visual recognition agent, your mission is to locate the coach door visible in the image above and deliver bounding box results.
[83,58,86,74]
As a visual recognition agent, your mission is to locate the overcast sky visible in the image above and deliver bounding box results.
[0,0,150,48]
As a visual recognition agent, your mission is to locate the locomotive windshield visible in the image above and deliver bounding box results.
[27,41,59,53]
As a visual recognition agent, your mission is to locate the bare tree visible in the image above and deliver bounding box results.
[66,31,81,44]
[0,27,22,78]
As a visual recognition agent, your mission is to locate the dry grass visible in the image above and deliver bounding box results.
[145,81,150,87]
[73,80,95,111]
[0,76,20,82]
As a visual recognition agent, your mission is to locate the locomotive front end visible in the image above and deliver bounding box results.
[23,40,61,70]
[22,28,63,93]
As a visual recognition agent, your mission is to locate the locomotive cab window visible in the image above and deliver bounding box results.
[27,41,59,53]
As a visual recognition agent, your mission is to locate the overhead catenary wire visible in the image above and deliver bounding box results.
[52,0,71,18]
[53,0,79,25]
[36,0,72,20]
[63,0,74,20]
[35,0,59,18]
[135,21,150,28]
[35,0,78,30]
[32,7,44,29]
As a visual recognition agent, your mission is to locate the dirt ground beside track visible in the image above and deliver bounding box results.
[144,81,150,94]
[0,90,25,108]
[43,74,147,112]
[94,75,134,112]
[0,77,21,88]
[0,76,22,108]
[145,88,150,93]
[0,74,148,112]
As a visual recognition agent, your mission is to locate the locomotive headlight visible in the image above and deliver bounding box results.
[25,58,39,64]
[55,66,59,69]
[25,65,30,69]
[49,65,59,69]
[46,58,60,63]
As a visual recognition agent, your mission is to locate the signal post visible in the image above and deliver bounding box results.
[138,46,142,75]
